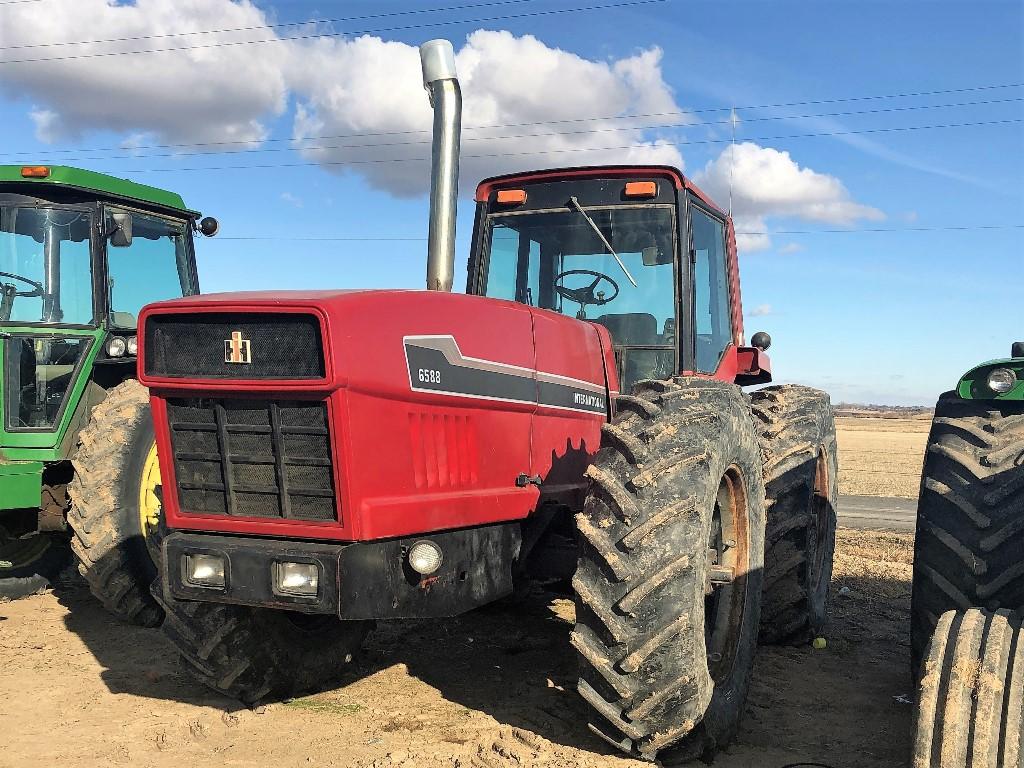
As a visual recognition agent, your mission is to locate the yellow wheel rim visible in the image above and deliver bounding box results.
[138,441,162,540]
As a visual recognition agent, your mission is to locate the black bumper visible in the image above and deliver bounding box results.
[161,523,522,619]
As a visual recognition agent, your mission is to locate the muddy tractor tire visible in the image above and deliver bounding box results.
[67,379,163,627]
[911,393,1024,673]
[155,586,372,704]
[572,378,766,761]
[913,608,1023,768]
[750,385,839,644]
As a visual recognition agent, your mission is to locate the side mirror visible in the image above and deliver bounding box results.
[1012,341,1024,359]
[108,212,132,247]
[199,216,219,237]
[751,331,772,351]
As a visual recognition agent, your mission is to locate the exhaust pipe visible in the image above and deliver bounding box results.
[420,39,462,292]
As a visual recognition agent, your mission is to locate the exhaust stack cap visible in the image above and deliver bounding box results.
[420,39,458,86]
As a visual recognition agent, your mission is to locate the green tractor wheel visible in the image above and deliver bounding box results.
[0,526,70,600]
[67,379,164,627]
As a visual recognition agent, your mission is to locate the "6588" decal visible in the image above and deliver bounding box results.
[417,368,442,385]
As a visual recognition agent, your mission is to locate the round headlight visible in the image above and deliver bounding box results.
[126,336,138,356]
[408,540,443,575]
[987,367,1017,394]
[106,336,127,357]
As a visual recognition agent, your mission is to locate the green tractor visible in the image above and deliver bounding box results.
[911,344,1024,768]
[0,165,214,626]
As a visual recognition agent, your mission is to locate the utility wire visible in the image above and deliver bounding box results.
[5,82,1020,158]
[213,224,1023,241]
[87,117,1021,173]
[7,96,1019,164]
[0,0,538,51]
[0,0,667,65]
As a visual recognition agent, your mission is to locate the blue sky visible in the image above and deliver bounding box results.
[0,0,1020,405]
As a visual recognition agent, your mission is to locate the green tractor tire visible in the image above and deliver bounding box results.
[0,529,71,600]
[911,391,1024,673]
[67,379,164,627]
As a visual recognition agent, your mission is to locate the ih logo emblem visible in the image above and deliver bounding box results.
[225,331,251,364]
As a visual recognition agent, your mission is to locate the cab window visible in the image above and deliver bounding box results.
[691,205,732,372]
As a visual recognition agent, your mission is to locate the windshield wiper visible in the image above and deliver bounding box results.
[568,196,637,287]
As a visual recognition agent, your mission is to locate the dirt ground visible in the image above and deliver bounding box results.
[0,528,915,768]
[835,416,931,499]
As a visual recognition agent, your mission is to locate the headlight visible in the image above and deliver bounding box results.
[408,540,443,575]
[106,336,127,357]
[126,336,138,356]
[272,561,319,597]
[183,553,226,589]
[987,368,1017,394]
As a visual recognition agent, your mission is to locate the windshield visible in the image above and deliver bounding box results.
[482,205,677,389]
[0,205,94,325]
[105,210,196,329]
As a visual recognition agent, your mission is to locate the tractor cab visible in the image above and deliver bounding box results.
[0,166,206,439]
[467,167,770,392]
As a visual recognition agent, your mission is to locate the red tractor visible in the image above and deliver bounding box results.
[136,41,838,761]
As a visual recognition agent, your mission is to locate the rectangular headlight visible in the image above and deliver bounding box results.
[182,553,226,589]
[272,561,319,597]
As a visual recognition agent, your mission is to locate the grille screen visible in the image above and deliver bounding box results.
[145,313,325,379]
[167,398,337,522]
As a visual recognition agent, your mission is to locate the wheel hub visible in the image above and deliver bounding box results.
[138,441,163,540]
[0,523,51,572]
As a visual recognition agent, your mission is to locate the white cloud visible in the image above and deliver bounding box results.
[696,142,884,251]
[279,191,303,208]
[286,31,684,196]
[777,242,804,255]
[747,303,773,317]
[0,0,288,144]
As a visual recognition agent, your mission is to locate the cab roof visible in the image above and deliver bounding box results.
[475,165,727,218]
[0,165,196,216]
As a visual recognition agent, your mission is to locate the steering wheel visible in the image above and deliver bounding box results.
[553,270,619,318]
[0,271,43,297]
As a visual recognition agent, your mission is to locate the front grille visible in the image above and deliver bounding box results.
[167,398,337,522]
[145,312,325,379]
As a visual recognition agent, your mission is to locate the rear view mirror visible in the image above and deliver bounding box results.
[1012,341,1024,358]
[641,246,672,266]
[109,212,133,247]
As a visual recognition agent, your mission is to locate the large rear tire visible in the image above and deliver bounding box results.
[155,588,371,704]
[913,608,1023,768]
[750,385,838,644]
[67,379,163,627]
[911,393,1024,673]
[572,378,766,761]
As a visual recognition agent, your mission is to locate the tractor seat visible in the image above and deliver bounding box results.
[591,313,659,346]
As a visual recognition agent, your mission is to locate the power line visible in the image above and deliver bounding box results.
[213,224,1022,242]
[6,96,1020,164]
[0,0,537,52]
[0,0,667,66]
[88,117,1021,173]
[5,82,1020,159]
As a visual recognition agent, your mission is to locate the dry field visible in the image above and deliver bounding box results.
[0,529,916,768]
[835,414,932,499]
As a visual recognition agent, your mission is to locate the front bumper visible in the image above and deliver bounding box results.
[162,522,522,619]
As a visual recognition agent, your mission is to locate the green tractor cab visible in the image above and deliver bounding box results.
[0,165,212,622]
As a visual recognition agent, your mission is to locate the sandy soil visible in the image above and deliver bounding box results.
[836,416,931,499]
[0,528,915,768]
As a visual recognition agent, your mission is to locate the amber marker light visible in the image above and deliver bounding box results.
[21,166,50,178]
[495,189,527,205]
[624,181,657,198]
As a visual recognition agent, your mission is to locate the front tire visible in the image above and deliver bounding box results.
[572,378,767,760]
[0,530,70,600]
[67,379,163,626]
[155,588,371,704]
[913,608,1023,768]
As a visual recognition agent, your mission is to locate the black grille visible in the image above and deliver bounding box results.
[167,398,337,522]
[145,313,325,379]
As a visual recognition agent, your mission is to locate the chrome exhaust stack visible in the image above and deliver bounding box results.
[420,39,462,292]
